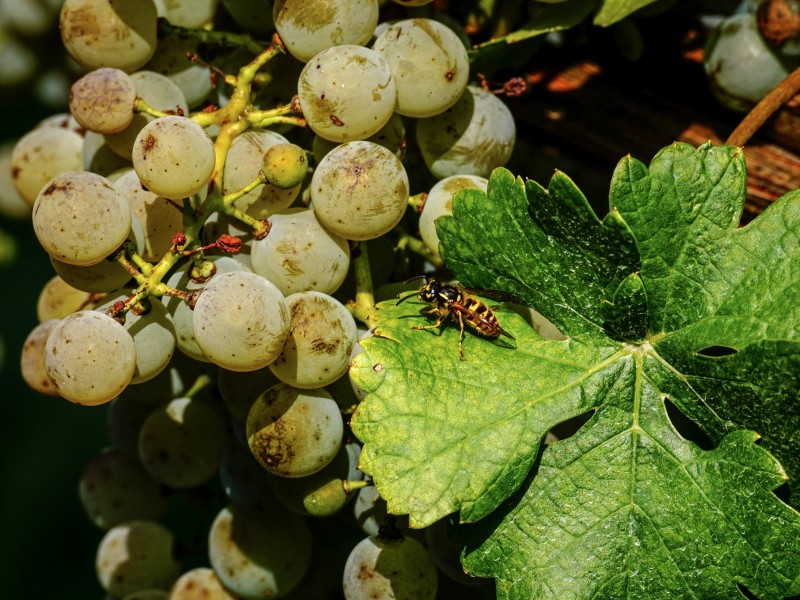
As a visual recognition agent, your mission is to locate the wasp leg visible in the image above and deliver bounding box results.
[457,311,466,361]
[411,318,446,332]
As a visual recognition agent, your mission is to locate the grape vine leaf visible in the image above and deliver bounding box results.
[593,0,661,26]
[349,143,800,598]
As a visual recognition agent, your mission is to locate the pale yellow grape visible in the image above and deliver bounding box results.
[297,45,396,143]
[32,171,132,266]
[138,396,229,488]
[372,18,469,118]
[273,0,379,62]
[250,208,350,296]
[310,141,409,240]
[208,504,312,599]
[116,170,183,261]
[105,71,189,160]
[247,384,343,477]
[223,130,300,219]
[20,319,60,396]
[36,113,83,134]
[145,36,213,107]
[312,112,406,163]
[132,115,215,200]
[79,447,169,530]
[10,126,83,205]
[162,256,247,362]
[60,0,158,72]
[83,131,132,176]
[0,142,30,218]
[36,275,100,321]
[160,0,218,28]
[192,271,291,372]
[419,175,488,259]
[70,68,137,134]
[416,85,516,178]
[95,520,181,598]
[269,291,357,389]
[45,310,136,405]
[169,568,237,600]
[95,291,176,384]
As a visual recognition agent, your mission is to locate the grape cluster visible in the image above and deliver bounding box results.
[16,0,515,598]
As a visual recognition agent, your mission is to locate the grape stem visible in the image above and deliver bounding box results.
[343,479,370,494]
[134,97,182,119]
[726,64,800,147]
[347,241,375,326]
[408,192,427,213]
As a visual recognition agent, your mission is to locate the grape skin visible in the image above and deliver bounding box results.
[69,68,137,134]
[419,174,488,259]
[11,126,84,205]
[20,319,60,396]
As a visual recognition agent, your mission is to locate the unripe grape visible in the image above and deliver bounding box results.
[372,18,469,118]
[95,520,181,598]
[32,170,132,266]
[246,384,343,477]
[262,143,308,189]
[132,115,216,200]
[311,141,409,240]
[60,0,159,72]
[45,310,136,405]
[298,45,397,143]
[69,68,137,134]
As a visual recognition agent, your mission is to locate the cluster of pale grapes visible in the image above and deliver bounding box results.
[16,0,516,598]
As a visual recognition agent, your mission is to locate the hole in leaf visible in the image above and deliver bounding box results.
[773,480,792,505]
[696,345,738,357]
[545,410,594,443]
[664,398,714,450]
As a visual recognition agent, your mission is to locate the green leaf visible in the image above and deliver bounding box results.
[594,0,662,26]
[468,0,596,73]
[349,144,800,598]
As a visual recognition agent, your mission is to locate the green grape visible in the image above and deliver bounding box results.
[704,12,794,112]
[60,0,158,72]
[342,533,438,600]
[297,45,397,143]
[123,350,212,405]
[262,143,308,189]
[32,170,132,266]
[218,366,281,422]
[425,517,492,586]
[69,68,137,134]
[138,396,229,488]
[10,126,83,205]
[132,115,216,200]
[269,291,357,388]
[246,383,343,477]
[310,141,410,240]
[104,70,189,161]
[223,130,301,219]
[107,392,162,458]
[419,175,488,259]
[83,131,133,176]
[273,0,379,62]
[250,208,350,296]
[219,438,285,513]
[268,441,363,518]
[312,112,407,163]
[36,275,100,322]
[95,291,176,384]
[192,271,291,371]
[221,0,274,35]
[144,36,213,108]
[208,504,312,599]
[162,256,246,362]
[45,310,136,405]
[372,18,469,118]
[169,567,237,599]
[416,85,516,179]
[116,170,184,262]
[20,318,60,396]
[95,520,181,598]
[78,447,169,530]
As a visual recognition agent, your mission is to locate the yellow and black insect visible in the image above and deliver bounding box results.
[396,276,515,360]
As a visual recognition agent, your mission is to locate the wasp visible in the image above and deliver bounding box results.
[396,276,515,360]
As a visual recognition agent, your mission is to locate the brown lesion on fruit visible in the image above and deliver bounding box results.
[309,338,338,354]
[41,181,72,196]
[140,134,157,158]
[330,114,344,126]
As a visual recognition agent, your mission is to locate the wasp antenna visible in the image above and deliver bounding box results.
[401,274,428,285]
[396,290,418,306]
